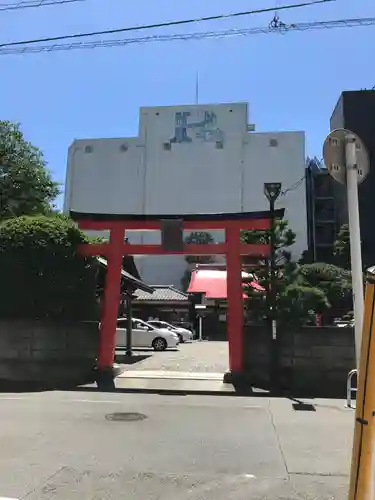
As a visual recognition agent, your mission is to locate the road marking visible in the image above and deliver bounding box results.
[243,474,256,479]
[0,497,19,499]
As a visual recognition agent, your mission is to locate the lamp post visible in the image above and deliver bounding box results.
[195,304,207,341]
[264,182,282,389]
[126,293,133,357]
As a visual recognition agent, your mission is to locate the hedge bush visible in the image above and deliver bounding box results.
[0,214,99,320]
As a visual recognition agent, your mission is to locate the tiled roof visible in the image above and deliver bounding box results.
[134,285,189,302]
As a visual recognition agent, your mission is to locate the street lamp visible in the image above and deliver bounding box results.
[264,183,282,205]
[264,182,282,390]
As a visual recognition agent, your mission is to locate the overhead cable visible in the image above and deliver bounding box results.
[0,0,85,11]
[0,17,372,56]
[0,0,335,48]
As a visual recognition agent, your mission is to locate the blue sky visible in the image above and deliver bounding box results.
[1,0,373,207]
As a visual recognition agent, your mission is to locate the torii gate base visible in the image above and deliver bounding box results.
[71,209,283,390]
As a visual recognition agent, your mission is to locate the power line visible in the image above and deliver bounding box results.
[0,0,335,47]
[281,176,306,196]
[0,17,372,56]
[0,0,85,11]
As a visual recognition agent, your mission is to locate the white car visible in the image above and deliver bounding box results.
[116,317,179,351]
[147,320,194,343]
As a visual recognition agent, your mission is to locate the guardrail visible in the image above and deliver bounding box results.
[346,369,358,408]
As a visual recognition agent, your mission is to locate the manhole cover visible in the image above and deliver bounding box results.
[105,412,147,422]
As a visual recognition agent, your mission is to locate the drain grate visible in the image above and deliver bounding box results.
[105,412,147,422]
[292,403,316,412]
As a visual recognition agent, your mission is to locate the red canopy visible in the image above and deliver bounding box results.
[187,269,264,299]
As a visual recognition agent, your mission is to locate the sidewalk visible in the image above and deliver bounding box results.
[118,370,224,380]
[115,369,236,394]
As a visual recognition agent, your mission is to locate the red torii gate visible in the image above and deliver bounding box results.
[70,209,284,388]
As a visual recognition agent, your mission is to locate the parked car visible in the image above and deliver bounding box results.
[116,317,179,351]
[147,320,193,343]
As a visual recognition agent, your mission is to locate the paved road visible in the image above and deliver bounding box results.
[0,390,354,499]
[120,341,229,373]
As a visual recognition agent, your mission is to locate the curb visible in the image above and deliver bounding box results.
[99,387,251,397]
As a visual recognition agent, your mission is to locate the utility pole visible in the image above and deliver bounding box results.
[323,129,369,367]
[348,266,375,500]
[346,135,365,365]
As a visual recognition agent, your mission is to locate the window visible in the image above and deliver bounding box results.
[84,145,93,153]
[269,138,278,147]
[133,319,150,330]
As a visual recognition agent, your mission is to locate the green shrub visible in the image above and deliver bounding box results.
[0,214,99,320]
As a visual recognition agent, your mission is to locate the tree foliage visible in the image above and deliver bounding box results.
[298,262,352,319]
[334,224,350,269]
[241,219,295,249]
[0,214,98,320]
[0,121,60,219]
[241,220,330,325]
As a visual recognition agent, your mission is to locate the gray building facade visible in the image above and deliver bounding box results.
[330,90,375,267]
[305,158,337,263]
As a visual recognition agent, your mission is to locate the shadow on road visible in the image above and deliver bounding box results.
[114,354,152,365]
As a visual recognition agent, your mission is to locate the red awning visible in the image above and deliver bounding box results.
[187,269,264,299]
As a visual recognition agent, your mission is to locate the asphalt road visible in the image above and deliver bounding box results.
[0,391,354,499]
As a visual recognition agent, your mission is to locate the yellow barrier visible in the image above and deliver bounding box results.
[349,266,375,500]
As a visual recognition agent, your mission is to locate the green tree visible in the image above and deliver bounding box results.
[0,121,60,219]
[298,262,352,320]
[241,220,329,325]
[334,224,350,269]
[0,214,98,320]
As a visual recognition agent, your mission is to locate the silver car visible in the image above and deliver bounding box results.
[147,320,193,343]
[116,318,179,351]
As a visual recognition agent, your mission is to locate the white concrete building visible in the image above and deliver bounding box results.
[64,102,307,289]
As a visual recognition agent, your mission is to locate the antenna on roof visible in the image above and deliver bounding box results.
[195,72,199,105]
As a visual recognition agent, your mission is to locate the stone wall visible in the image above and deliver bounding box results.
[0,319,99,388]
[244,325,356,396]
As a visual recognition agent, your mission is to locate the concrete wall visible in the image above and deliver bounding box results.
[0,320,99,387]
[244,325,355,396]
[64,102,307,288]
[204,322,355,396]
